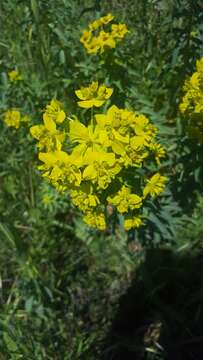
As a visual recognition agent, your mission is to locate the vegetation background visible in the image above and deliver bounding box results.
[0,0,203,359]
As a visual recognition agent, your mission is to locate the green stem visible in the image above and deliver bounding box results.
[90,106,94,126]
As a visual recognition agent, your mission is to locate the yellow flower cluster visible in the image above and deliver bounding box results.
[80,13,128,54]
[30,81,167,231]
[8,69,22,82]
[3,109,29,129]
[179,57,203,142]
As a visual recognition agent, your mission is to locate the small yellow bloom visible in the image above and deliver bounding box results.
[82,150,121,189]
[71,188,100,212]
[88,19,103,31]
[111,23,129,39]
[39,151,82,189]
[83,211,106,230]
[43,99,66,124]
[30,99,66,151]
[108,186,142,213]
[75,81,113,108]
[80,30,92,44]
[84,37,100,54]
[8,69,22,82]
[143,173,168,198]
[124,216,143,230]
[97,31,116,53]
[4,109,21,128]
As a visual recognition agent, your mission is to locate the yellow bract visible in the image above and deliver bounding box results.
[43,99,66,124]
[75,81,113,108]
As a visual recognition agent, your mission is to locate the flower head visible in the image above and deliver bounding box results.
[143,173,168,198]
[124,216,143,230]
[4,109,21,128]
[8,69,22,82]
[108,186,142,213]
[75,81,113,108]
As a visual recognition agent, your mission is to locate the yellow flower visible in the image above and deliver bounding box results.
[124,216,143,230]
[96,105,130,154]
[30,100,66,151]
[71,188,100,212]
[101,13,114,25]
[88,19,103,31]
[38,151,82,189]
[4,109,21,128]
[75,81,113,108]
[84,37,100,54]
[43,99,66,124]
[143,173,168,198]
[111,23,129,39]
[88,13,114,31]
[30,117,65,151]
[8,69,22,82]
[80,30,92,44]
[82,150,121,189]
[108,186,142,213]
[83,211,106,230]
[69,119,109,157]
[97,31,116,53]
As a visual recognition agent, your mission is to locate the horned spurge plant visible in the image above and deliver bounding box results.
[179,57,203,142]
[80,13,128,54]
[30,81,167,231]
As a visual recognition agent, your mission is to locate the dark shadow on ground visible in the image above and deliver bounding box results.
[101,248,203,360]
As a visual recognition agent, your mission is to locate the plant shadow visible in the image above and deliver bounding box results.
[101,248,203,360]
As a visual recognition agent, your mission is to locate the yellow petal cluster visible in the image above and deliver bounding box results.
[143,173,168,198]
[3,109,29,129]
[75,81,113,108]
[8,69,22,82]
[30,82,167,231]
[179,57,203,142]
[80,13,128,54]
[124,216,143,231]
[30,99,66,151]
